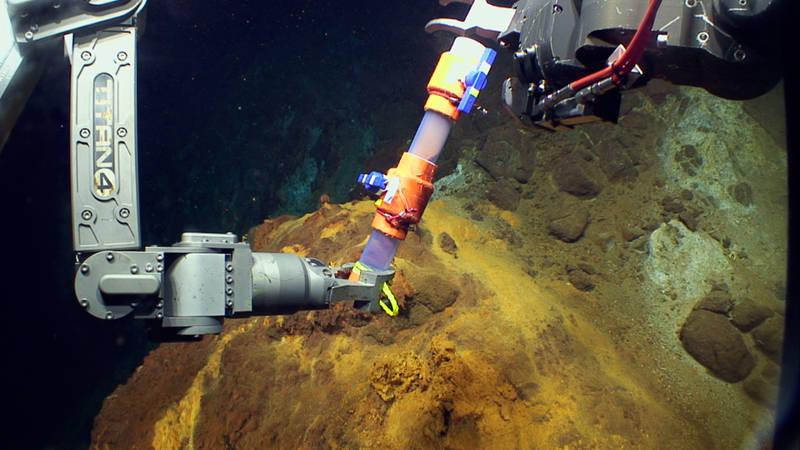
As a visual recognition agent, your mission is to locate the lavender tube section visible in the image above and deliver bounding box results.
[357,110,453,270]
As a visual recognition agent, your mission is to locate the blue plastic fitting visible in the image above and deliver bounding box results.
[458,48,497,114]
[357,171,389,194]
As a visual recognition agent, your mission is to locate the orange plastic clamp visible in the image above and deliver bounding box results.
[371,152,438,240]
[425,51,467,121]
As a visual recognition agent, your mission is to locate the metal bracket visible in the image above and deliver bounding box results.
[10,0,147,43]
[425,0,515,40]
[74,249,164,320]
[606,44,643,89]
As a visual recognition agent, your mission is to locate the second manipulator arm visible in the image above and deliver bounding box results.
[10,0,398,340]
[75,232,395,340]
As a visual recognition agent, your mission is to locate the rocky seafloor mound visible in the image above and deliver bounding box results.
[92,82,786,449]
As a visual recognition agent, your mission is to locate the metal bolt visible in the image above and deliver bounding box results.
[156,312,163,319]
[29,24,39,32]
[697,32,709,43]
[117,51,128,61]
[79,128,90,138]
[156,253,164,261]
[81,210,93,221]
[685,0,696,7]
[156,263,164,272]
[130,265,139,274]
[81,50,92,61]
[79,299,89,308]
[80,264,90,274]
[119,208,130,219]
[552,4,563,14]
[226,299,234,307]
[226,264,234,272]
[156,301,163,308]
[733,48,746,61]
[226,276,233,284]
[145,263,153,272]
[24,31,33,40]
[117,128,127,137]
[738,0,747,5]
[105,311,113,319]
[106,252,114,261]
[226,287,234,295]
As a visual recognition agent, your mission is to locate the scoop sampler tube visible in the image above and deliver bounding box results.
[355,37,490,272]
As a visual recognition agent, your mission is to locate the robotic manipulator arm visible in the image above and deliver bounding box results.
[428,0,784,131]
[1,0,394,341]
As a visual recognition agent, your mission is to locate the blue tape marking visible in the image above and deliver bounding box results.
[458,48,497,114]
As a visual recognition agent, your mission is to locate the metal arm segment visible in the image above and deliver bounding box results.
[50,0,395,339]
[75,232,395,339]
[69,20,140,250]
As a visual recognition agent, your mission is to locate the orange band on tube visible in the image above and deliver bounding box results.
[371,152,438,240]
[425,52,467,120]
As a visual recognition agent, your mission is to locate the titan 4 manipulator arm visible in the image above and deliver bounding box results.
[1,0,394,340]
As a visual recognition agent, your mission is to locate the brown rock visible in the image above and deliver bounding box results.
[476,140,516,180]
[487,178,521,211]
[742,362,781,407]
[549,208,590,243]
[679,310,755,382]
[568,270,595,292]
[475,129,536,183]
[694,290,733,314]
[752,317,784,363]
[661,196,685,214]
[406,273,459,313]
[728,182,754,207]
[743,377,779,408]
[578,263,597,275]
[593,137,638,181]
[552,157,603,199]
[438,232,458,257]
[730,298,773,332]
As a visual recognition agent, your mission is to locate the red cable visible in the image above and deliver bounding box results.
[569,0,663,91]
